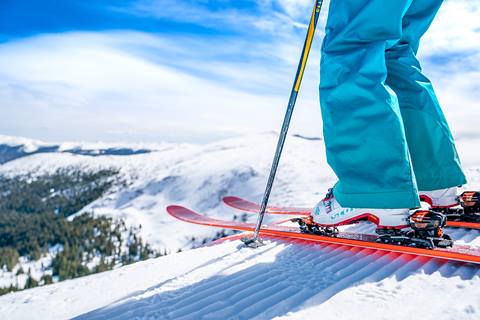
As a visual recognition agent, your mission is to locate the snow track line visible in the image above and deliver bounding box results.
[72,206,480,320]
[69,236,480,320]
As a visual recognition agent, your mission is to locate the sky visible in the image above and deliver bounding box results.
[0,0,479,143]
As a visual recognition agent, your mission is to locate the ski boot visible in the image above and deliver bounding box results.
[420,187,480,223]
[293,188,410,236]
[420,187,459,208]
[294,189,453,249]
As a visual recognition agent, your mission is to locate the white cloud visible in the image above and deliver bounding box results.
[0,32,323,142]
[420,0,480,55]
[418,1,480,140]
[119,0,327,34]
[276,0,312,19]
[0,0,478,143]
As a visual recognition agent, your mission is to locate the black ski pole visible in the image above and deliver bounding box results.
[242,0,324,248]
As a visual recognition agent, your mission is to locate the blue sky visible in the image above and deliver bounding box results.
[0,0,271,39]
[0,0,479,143]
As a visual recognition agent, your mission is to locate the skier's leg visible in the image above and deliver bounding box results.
[320,0,420,209]
[385,0,467,192]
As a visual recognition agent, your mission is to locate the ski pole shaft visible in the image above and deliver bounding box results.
[245,0,324,246]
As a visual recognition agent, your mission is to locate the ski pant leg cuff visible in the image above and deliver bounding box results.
[333,188,421,209]
[415,165,467,191]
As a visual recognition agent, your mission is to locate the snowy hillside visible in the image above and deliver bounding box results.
[0,134,159,164]
[1,133,480,319]
[0,235,479,320]
[1,133,480,252]
[0,133,334,253]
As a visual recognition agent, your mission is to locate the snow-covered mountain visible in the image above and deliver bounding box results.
[1,133,480,252]
[1,133,480,319]
[0,133,337,252]
[0,135,158,165]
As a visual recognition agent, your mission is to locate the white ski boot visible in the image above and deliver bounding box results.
[420,186,459,208]
[310,189,410,231]
[292,189,453,248]
[421,187,480,222]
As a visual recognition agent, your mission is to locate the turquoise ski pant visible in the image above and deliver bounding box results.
[320,0,466,209]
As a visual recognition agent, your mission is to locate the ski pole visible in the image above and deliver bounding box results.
[242,0,324,248]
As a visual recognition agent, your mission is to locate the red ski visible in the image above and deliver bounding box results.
[223,196,480,230]
[166,205,480,265]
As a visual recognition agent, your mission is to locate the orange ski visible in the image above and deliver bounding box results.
[223,196,480,230]
[167,205,480,265]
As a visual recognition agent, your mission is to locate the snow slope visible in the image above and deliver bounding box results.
[1,133,480,319]
[0,133,335,252]
[1,133,480,253]
[0,235,479,320]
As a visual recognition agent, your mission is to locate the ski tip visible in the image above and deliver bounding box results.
[166,205,183,213]
[222,196,243,203]
[166,205,195,220]
[166,205,207,225]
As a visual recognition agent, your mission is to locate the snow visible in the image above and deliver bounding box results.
[0,133,337,252]
[0,237,478,320]
[1,132,480,253]
[0,245,62,290]
[0,135,45,153]
[1,133,480,319]
[0,134,167,154]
